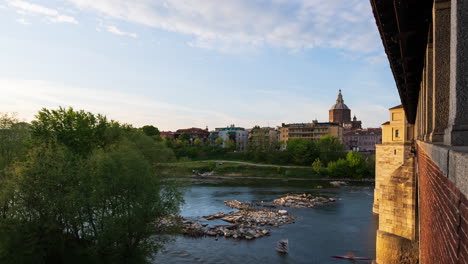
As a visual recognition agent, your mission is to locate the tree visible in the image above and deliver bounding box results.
[193,138,202,146]
[286,138,319,165]
[31,107,110,156]
[345,151,368,179]
[317,135,345,165]
[0,113,30,175]
[312,158,324,175]
[0,108,183,263]
[327,158,349,178]
[215,137,224,147]
[178,132,191,142]
[225,139,236,150]
[141,125,160,137]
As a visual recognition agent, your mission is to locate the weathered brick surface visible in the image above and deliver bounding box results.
[375,143,419,264]
[418,145,468,264]
[376,231,419,264]
[374,143,413,214]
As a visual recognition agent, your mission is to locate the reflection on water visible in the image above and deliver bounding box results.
[154,185,377,264]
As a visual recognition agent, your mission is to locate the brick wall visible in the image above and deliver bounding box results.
[418,145,468,264]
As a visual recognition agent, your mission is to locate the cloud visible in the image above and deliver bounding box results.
[7,0,78,24]
[67,0,380,53]
[104,25,137,38]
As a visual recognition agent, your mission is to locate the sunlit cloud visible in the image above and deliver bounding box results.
[104,25,137,38]
[67,0,381,54]
[7,0,78,24]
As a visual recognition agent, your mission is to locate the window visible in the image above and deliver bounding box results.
[395,129,400,138]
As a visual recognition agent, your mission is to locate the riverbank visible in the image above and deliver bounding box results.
[158,160,374,185]
[160,160,319,179]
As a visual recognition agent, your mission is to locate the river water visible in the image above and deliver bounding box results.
[154,184,377,264]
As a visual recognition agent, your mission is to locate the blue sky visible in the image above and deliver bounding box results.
[0,0,400,130]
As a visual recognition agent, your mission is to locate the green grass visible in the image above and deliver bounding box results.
[157,160,318,179]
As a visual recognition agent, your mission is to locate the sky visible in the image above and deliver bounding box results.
[0,0,401,130]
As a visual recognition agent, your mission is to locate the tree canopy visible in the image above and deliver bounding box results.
[0,108,183,263]
[141,125,160,137]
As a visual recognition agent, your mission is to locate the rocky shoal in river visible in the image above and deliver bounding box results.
[182,222,270,240]
[203,206,295,226]
[180,194,336,240]
[273,193,336,208]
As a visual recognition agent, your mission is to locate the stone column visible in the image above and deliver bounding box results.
[421,72,426,139]
[430,0,451,143]
[445,0,468,146]
[425,39,434,141]
[420,84,425,141]
[416,96,421,140]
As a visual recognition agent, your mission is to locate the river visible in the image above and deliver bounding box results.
[154,184,377,264]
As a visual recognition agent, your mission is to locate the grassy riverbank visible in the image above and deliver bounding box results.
[158,160,319,179]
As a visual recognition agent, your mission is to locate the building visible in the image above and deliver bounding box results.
[248,126,279,150]
[174,127,210,142]
[381,105,414,143]
[343,128,382,152]
[212,125,249,151]
[371,0,468,263]
[329,90,362,130]
[160,127,209,142]
[278,121,343,144]
[160,131,175,139]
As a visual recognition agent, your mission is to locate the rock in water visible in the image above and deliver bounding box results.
[274,193,336,208]
[224,200,252,210]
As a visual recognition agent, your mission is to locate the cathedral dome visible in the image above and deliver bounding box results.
[330,89,350,110]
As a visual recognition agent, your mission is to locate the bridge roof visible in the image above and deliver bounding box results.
[370,0,433,124]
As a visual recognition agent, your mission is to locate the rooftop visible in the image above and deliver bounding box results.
[389,104,404,110]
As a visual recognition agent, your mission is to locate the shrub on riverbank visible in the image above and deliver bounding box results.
[0,108,183,263]
[316,151,374,179]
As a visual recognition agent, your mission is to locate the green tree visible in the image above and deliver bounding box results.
[225,139,236,150]
[286,138,319,165]
[193,138,202,146]
[214,137,224,147]
[0,113,30,175]
[178,132,191,143]
[345,151,368,179]
[31,107,110,156]
[317,135,345,165]
[140,125,160,137]
[0,108,183,263]
[311,158,324,175]
[327,158,349,178]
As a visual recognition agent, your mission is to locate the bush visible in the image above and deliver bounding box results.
[311,158,324,175]
[327,158,349,178]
